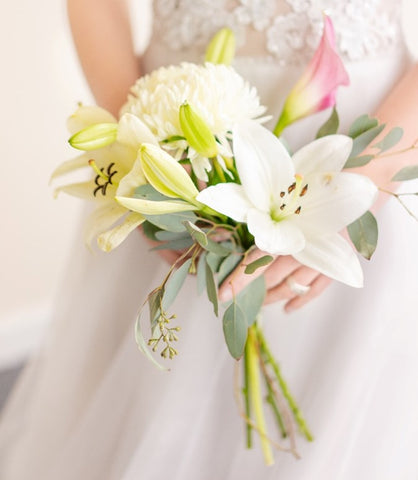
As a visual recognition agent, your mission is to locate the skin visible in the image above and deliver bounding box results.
[67,0,418,311]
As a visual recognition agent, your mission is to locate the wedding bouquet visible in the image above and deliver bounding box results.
[51,18,418,464]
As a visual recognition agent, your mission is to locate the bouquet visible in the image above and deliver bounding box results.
[51,18,418,464]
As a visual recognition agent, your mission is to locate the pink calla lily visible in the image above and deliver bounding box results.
[273,15,350,136]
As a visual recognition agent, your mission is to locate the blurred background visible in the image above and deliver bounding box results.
[0,0,417,406]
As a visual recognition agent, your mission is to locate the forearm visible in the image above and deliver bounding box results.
[67,0,141,116]
[350,63,418,211]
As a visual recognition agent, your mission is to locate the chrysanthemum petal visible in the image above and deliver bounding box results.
[294,233,363,287]
[97,212,145,252]
[197,183,252,222]
[233,121,294,212]
[292,135,352,176]
[294,172,377,235]
[247,209,305,255]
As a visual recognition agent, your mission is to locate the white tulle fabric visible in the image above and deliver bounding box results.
[1,1,418,479]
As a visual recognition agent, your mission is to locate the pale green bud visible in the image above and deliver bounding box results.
[205,27,236,65]
[179,103,218,158]
[68,123,118,151]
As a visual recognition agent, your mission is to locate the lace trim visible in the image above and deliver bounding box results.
[152,0,404,65]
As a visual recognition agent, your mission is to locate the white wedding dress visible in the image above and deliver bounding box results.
[1,1,418,479]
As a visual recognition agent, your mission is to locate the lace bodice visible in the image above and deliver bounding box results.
[151,0,404,65]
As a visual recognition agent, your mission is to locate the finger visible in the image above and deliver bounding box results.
[263,255,300,290]
[264,266,319,304]
[284,275,332,312]
[218,248,275,302]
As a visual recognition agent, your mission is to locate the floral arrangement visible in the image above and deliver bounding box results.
[51,18,418,464]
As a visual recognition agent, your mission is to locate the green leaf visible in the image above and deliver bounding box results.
[151,237,195,251]
[206,252,224,273]
[244,255,274,274]
[183,220,208,246]
[141,221,161,241]
[196,252,208,295]
[349,124,386,159]
[205,260,219,316]
[155,230,189,242]
[223,302,248,359]
[344,155,375,169]
[315,107,339,139]
[392,165,418,182]
[144,211,197,232]
[218,252,242,286]
[135,316,166,371]
[162,259,192,311]
[347,211,378,260]
[134,183,170,202]
[235,276,266,326]
[348,114,378,139]
[373,127,403,152]
[148,288,163,331]
[204,239,234,257]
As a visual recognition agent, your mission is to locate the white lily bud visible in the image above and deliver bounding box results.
[205,27,236,65]
[69,123,118,151]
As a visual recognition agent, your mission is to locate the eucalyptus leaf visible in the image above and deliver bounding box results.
[373,127,403,153]
[148,288,163,330]
[183,220,208,246]
[205,260,219,316]
[151,237,195,251]
[223,302,248,359]
[392,165,418,182]
[204,239,234,257]
[316,107,339,139]
[135,316,167,371]
[197,252,208,295]
[234,276,266,326]
[141,221,161,241]
[134,183,170,201]
[162,259,192,311]
[344,155,375,169]
[155,230,190,242]
[244,255,274,274]
[348,114,378,139]
[349,124,386,159]
[206,252,224,273]
[347,211,378,260]
[218,252,242,286]
[145,211,197,232]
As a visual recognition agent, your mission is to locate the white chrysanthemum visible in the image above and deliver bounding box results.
[121,62,268,180]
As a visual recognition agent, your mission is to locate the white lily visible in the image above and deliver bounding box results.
[52,108,163,251]
[196,121,378,287]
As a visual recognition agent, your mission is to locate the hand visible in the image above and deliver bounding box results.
[218,248,332,312]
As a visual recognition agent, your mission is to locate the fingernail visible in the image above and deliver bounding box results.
[219,286,233,302]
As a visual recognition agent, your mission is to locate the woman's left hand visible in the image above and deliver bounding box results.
[218,248,332,312]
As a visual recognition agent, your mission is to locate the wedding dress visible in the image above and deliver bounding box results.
[1,1,418,479]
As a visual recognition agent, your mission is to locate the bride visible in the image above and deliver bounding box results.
[1,1,418,478]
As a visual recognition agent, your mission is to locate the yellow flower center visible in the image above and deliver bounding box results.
[270,174,308,222]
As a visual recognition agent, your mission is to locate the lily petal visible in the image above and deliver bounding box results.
[84,203,128,248]
[116,196,198,215]
[97,212,145,252]
[116,158,147,197]
[292,135,353,176]
[197,183,252,222]
[294,233,363,287]
[294,172,377,235]
[233,121,294,212]
[50,152,91,182]
[247,209,305,255]
[67,105,117,135]
[117,113,158,150]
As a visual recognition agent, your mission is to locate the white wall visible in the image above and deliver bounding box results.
[0,1,417,367]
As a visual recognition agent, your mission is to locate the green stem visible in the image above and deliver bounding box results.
[246,326,274,465]
[213,158,226,183]
[257,327,313,442]
[264,378,287,438]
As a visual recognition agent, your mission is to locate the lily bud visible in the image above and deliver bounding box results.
[69,123,118,151]
[273,15,349,137]
[205,27,236,65]
[139,143,200,205]
[179,102,218,158]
